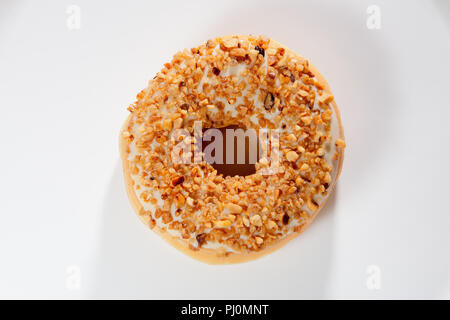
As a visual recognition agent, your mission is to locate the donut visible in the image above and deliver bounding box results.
[119,35,345,264]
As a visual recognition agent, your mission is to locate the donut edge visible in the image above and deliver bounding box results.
[119,35,345,265]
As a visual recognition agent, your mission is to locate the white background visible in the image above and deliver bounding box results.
[0,0,449,299]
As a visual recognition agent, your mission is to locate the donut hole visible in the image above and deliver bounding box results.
[202,125,261,177]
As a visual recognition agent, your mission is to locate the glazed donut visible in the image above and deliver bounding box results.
[120,35,345,264]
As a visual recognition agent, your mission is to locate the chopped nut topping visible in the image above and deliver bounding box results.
[124,35,342,255]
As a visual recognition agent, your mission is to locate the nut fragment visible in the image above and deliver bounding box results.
[266,220,278,231]
[317,148,325,156]
[286,151,299,162]
[300,163,309,171]
[250,214,262,227]
[162,119,173,130]
[212,67,220,76]
[224,203,243,214]
[173,118,183,129]
[307,198,319,212]
[254,45,265,57]
[223,38,238,48]
[172,176,185,186]
[319,93,334,104]
[290,73,295,82]
[230,48,247,59]
[264,92,274,110]
[287,186,297,194]
[186,197,194,206]
[298,89,309,97]
[301,116,312,125]
[196,233,207,246]
[180,103,189,110]
[255,236,264,245]
[175,193,185,207]
[336,139,346,148]
[287,134,297,142]
[215,220,232,228]
[295,176,304,186]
